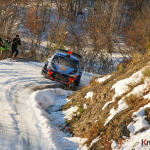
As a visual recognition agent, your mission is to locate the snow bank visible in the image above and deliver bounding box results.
[118,128,150,150]
[112,70,143,97]
[32,88,73,109]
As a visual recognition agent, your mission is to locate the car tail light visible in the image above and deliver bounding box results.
[68,51,72,55]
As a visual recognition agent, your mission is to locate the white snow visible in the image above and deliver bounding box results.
[85,91,93,100]
[128,103,150,136]
[83,104,88,109]
[63,106,79,120]
[97,74,111,83]
[0,58,92,150]
[112,70,143,97]
[119,129,150,150]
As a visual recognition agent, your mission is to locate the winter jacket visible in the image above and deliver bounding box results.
[12,37,21,49]
[1,40,11,51]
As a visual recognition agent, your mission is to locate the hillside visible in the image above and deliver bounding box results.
[62,52,150,150]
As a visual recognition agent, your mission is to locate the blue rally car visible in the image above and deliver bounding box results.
[41,49,83,90]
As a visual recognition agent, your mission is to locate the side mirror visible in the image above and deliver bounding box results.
[81,67,84,71]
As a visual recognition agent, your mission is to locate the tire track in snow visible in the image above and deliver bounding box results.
[0,59,61,149]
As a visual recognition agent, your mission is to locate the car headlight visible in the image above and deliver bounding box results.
[70,74,78,79]
[47,65,52,70]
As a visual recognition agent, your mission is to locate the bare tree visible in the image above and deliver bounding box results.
[0,0,29,39]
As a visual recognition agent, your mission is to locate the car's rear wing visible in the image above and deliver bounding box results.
[58,49,82,59]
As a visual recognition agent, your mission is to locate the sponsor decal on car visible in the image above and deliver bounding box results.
[60,66,67,71]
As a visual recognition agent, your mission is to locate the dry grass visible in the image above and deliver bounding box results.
[127,77,145,91]
[85,119,104,146]
[113,96,122,110]
[145,107,150,124]
[132,52,143,64]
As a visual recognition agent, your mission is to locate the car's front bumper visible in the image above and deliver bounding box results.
[41,68,78,87]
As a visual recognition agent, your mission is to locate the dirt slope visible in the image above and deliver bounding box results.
[63,52,150,149]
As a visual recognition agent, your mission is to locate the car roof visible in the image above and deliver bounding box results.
[58,49,82,59]
[56,52,79,61]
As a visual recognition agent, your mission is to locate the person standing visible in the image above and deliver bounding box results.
[4,37,11,50]
[1,37,12,58]
[11,35,21,58]
[0,38,5,59]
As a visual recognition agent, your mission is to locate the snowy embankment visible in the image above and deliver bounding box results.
[0,58,95,150]
[85,64,150,149]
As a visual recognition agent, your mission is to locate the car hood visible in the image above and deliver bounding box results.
[52,62,77,74]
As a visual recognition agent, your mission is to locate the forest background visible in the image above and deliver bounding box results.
[0,0,150,74]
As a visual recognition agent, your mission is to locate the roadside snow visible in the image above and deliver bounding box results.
[0,59,91,150]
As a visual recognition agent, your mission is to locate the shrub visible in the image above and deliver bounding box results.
[133,52,143,62]
[145,108,150,125]
[146,41,150,50]
[142,66,150,77]
[117,63,124,71]
[90,75,99,86]
[124,94,138,107]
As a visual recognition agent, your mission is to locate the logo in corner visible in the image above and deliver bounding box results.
[141,139,150,146]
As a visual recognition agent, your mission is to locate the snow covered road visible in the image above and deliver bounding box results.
[0,58,94,150]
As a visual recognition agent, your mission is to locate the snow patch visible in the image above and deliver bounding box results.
[85,91,93,100]
[128,103,150,136]
[104,99,128,126]
[83,104,88,109]
[97,75,111,83]
[63,106,79,120]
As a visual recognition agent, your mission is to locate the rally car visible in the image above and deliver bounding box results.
[41,49,83,90]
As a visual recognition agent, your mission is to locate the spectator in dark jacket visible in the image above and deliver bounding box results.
[11,35,21,58]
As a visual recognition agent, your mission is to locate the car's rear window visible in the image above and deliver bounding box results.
[52,55,79,69]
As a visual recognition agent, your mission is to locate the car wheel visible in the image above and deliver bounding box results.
[64,84,70,90]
